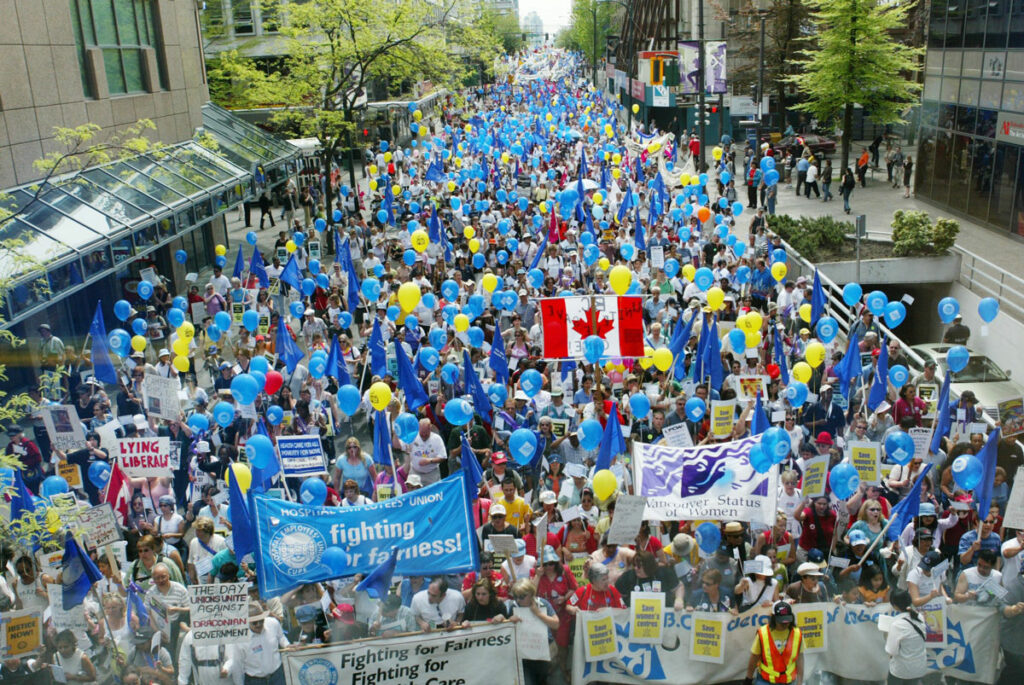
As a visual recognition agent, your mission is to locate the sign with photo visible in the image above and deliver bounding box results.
[142,374,181,421]
[41,405,86,452]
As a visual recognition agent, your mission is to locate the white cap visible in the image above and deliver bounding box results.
[798,562,823,577]
[197,440,210,453]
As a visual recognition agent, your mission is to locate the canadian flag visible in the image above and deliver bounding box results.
[540,296,644,359]
[102,462,132,525]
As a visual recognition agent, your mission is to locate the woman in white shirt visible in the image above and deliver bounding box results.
[885,590,934,684]
[735,555,780,610]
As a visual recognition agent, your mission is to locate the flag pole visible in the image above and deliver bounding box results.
[856,513,900,566]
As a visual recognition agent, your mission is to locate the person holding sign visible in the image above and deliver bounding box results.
[43,629,97,683]
[566,563,625,614]
[615,550,683,610]
[744,601,804,685]
[506,578,560,685]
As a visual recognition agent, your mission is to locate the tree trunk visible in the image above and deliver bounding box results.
[841,102,853,172]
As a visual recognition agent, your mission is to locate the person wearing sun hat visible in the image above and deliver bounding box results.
[241,600,289,684]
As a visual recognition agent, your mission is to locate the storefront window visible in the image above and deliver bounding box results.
[83,246,112,277]
[133,223,160,252]
[968,140,995,221]
[948,134,973,213]
[48,260,85,293]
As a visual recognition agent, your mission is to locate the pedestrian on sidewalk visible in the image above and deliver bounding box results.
[258,191,275,230]
[841,167,856,214]
[821,160,834,201]
[804,159,820,199]
[891,146,905,188]
[902,156,914,198]
[856,148,870,187]
[795,155,809,196]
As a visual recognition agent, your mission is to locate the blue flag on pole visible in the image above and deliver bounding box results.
[635,207,647,252]
[372,410,393,468]
[232,245,246,279]
[702,315,724,390]
[974,427,1002,518]
[489,326,510,385]
[275,318,305,374]
[670,309,698,381]
[62,532,103,607]
[355,547,399,599]
[885,464,934,542]
[425,160,446,183]
[89,301,118,385]
[325,335,352,386]
[126,581,149,627]
[463,350,493,424]
[9,470,35,523]
[833,337,861,401]
[580,147,589,178]
[867,336,889,412]
[596,402,626,472]
[617,186,634,223]
[773,325,790,386]
[751,392,770,436]
[395,341,429,411]
[229,465,255,562]
[530,232,548,270]
[929,373,952,455]
[250,249,269,288]
[369,318,388,377]
[279,254,302,292]
[461,433,484,502]
[342,239,361,314]
[810,269,827,326]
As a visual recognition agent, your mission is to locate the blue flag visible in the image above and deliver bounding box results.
[460,433,484,502]
[810,269,827,326]
[126,581,149,627]
[580,147,589,179]
[62,532,103,607]
[833,337,861,401]
[325,335,352,386]
[929,373,952,455]
[885,464,934,542]
[232,244,246,279]
[250,249,269,288]
[489,326,509,385]
[275,318,305,374]
[342,239,361,314]
[372,411,393,470]
[974,427,1002,518]
[600,163,611,191]
[867,336,889,412]
[751,392,769,436]
[463,350,493,424]
[670,309,698,381]
[249,419,278,494]
[383,183,396,226]
[9,470,35,523]
[395,341,429,411]
[355,547,399,599]
[369,318,388,377]
[635,207,647,252]
[229,465,255,562]
[89,301,118,385]
[429,207,452,263]
[425,160,446,183]
[773,325,790,386]
[279,253,302,292]
[617,186,634,223]
[702,315,725,391]
[692,317,708,383]
[596,402,626,472]
[529,231,548,270]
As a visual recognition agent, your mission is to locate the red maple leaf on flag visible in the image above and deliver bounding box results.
[571,307,616,339]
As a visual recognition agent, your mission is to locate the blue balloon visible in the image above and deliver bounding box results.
[418,346,440,371]
[320,546,348,574]
[736,265,751,284]
[41,475,69,500]
[728,328,747,353]
[883,301,907,328]
[842,282,863,307]
[884,430,916,465]
[242,310,259,332]
[696,522,722,553]
[952,454,984,490]
[247,434,275,469]
[333,209,343,222]
[486,383,508,407]
[207,325,222,342]
[301,278,316,297]
[947,345,970,373]
[362,278,382,301]
[629,392,651,420]
[497,250,509,265]
[172,296,188,312]
[376,209,389,224]
[937,297,960,324]
[583,335,605,364]
[338,385,361,415]
[978,297,999,323]
[518,197,529,211]
[403,249,417,266]
[815,317,839,343]
[467,294,485,316]
[749,443,773,473]
[308,259,321,275]
[441,363,460,384]
[380,140,390,152]
[509,429,538,465]
[395,413,419,443]
[230,373,259,405]
[132,318,148,336]
[620,243,635,261]
[167,308,185,329]
[441,279,459,301]
[444,398,473,426]
[784,381,809,407]
[889,364,909,388]
[472,254,485,269]
[215,256,227,268]
[215,311,232,331]
[578,419,603,451]
[300,479,328,506]
[467,326,485,348]
[314,218,327,233]
[663,258,680,278]
[88,461,111,489]
[174,249,187,264]
[108,329,130,356]
[250,356,269,375]
[583,244,600,265]
[829,463,861,500]
[316,274,329,290]
[865,290,888,316]
[694,267,714,291]
[247,231,258,245]
[760,426,792,464]
[765,169,780,186]
[528,268,545,288]
[309,356,327,379]
[429,329,447,350]
[213,401,235,427]
[732,202,744,216]
[519,369,543,397]
[290,301,306,319]
[686,397,706,422]
[114,299,132,321]
[137,280,153,300]
[186,413,209,433]
[373,265,384,277]
[734,242,747,257]
[386,305,400,322]
[265,405,284,426]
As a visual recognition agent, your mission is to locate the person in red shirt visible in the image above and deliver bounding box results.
[893,385,928,426]
[566,563,625,614]
[461,552,508,601]
[535,545,578,673]
[795,496,837,561]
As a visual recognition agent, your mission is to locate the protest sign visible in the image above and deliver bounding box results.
[142,373,181,421]
[732,375,768,402]
[231,302,245,324]
[582,609,619,662]
[847,441,880,485]
[629,592,664,644]
[920,600,947,646]
[46,585,89,647]
[550,419,569,439]
[570,554,588,586]
[258,314,271,336]
[999,397,1024,438]
[118,437,171,478]
[515,607,552,661]
[251,473,478,597]
[1002,467,1024,530]
[709,401,735,438]
[308,240,321,260]
[662,422,693,448]
[75,504,121,549]
[689,612,725,664]
[918,383,938,418]
[0,610,42,658]
[278,434,328,478]
[58,460,83,490]
[634,437,779,524]
[801,456,828,499]
[605,495,647,546]
[909,428,932,463]
[650,245,665,269]
[189,582,250,646]
[795,603,828,652]
[41,405,85,452]
[283,622,523,685]
[190,301,206,325]
[489,534,518,557]
[95,418,121,451]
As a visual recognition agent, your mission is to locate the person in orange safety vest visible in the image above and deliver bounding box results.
[744,601,804,685]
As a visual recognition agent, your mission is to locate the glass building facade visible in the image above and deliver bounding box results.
[916,0,1024,238]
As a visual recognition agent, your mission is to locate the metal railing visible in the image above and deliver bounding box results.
[950,245,1024,324]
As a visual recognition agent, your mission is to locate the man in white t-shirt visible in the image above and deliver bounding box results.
[1003,531,1024,587]
[411,578,465,630]
[408,418,447,485]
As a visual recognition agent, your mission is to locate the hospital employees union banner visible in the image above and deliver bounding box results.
[632,437,778,524]
[251,473,479,598]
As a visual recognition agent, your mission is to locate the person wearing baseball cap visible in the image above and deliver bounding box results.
[744,600,804,685]
[480,502,519,544]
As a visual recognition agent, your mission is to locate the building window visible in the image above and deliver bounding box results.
[231,0,254,35]
[70,0,166,96]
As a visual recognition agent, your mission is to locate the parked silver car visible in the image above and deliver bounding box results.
[906,344,1024,422]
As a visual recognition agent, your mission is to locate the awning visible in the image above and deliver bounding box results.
[201,102,302,181]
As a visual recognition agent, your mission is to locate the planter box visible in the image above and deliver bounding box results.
[816,252,962,286]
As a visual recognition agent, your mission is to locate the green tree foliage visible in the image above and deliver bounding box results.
[891,210,960,256]
[565,0,618,70]
[786,0,922,169]
[481,10,526,54]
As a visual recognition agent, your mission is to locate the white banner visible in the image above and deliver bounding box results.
[142,373,181,421]
[573,603,1001,684]
[283,622,525,685]
[118,437,171,478]
[188,582,249,646]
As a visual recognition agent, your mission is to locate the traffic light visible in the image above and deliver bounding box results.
[700,103,714,125]
[363,128,369,138]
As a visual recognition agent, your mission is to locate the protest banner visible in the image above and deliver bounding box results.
[709,401,735,439]
[801,456,828,499]
[278,434,328,479]
[118,437,171,478]
[999,397,1024,438]
[573,603,1001,684]
[847,441,880,485]
[41,405,85,452]
[633,437,779,524]
[570,554,588,586]
[189,582,250,646]
[918,383,938,418]
[0,610,42,658]
[795,603,828,653]
[75,503,121,549]
[1003,467,1024,530]
[516,607,553,661]
[662,422,693,448]
[605,495,647,546]
[689,612,725,664]
[582,609,619,662]
[142,373,181,421]
[909,428,932,463]
[629,592,664,644]
[282,622,524,685]
[58,460,83,489]
[732,375,768,402]
[252,473,478,597]
[921,600,947,647]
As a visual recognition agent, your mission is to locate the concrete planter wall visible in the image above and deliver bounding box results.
[816,251,962,286]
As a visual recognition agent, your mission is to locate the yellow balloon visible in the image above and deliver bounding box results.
[215,244,226,257]
[501,152,510,164]
[391,184,401,196]
[464,226,475,239]
[131,335,147,351]
[178,322,195,340]
[639,346,655,370]
[419,126,428,137]
[225,463,251,493]
[799,303,812,323]
[682,264,696,282]
[792,361,813,384]
[745,330,762,348]
[647,142,661,154]
[454,157,463,167]
[805,342,826,368]
[712,146,723,161]
[746,311,763,333]
[482,273,497,293]
[609,265,632,295]
[592,469,618,500]
[171,338,188,357]
[771,262,788,282]
[447,181,456,192]
[612,168,621,179]
[615,363,626,373]
[545,113,553,121]
[286,240,296,253]
[410,229,430,253]
[397,282,421,312]
[172,355,189,372]
[612,153,622,165]
[539,202,547,214]
[369,165,378,175]
[369,180,378,191]
[469,238,480,253]
[652,347,673,372]
[598,257,610,271]
[592,192,603,205]
[413,110,422,121]
[369,381,393,411]
[454,313,470,332]
[384,151,392,163]
[680,174,691,186]
[603,151,610,161]
[631,104,639,114]
[707,286,725,311]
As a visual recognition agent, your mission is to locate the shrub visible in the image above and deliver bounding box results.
[891,210,959,256]
[767,214,852,260]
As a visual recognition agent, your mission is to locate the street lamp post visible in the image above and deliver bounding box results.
[696,0,706,171]
[757,13,766,150]
[592,1,598,85]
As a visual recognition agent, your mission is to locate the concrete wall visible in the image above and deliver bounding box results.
[818,253,963,286]
[947,282,1024,383]
[0,0,210,188]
